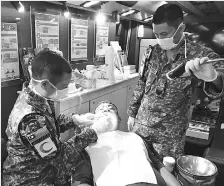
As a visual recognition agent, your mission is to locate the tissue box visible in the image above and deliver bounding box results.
[123,65,136,70]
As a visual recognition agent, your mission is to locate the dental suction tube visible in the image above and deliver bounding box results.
[166,58,224,81]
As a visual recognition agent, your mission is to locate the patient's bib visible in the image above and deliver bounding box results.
[86,131,157,186]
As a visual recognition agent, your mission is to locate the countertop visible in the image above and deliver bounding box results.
[59,73,139,102]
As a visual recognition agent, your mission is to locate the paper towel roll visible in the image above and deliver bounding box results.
[105,46,115,84]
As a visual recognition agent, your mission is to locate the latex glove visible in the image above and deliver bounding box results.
[185,57,218,82]
[90,115,112,135]
[72,114,94,128]
[127,116,135,131]
[82,113,96,120]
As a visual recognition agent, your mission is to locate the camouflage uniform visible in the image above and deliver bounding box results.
[127,38,224,169]
[3,82,97,186]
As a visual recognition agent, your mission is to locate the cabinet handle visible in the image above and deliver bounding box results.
[129,87,131,90]
[93,101,95,104]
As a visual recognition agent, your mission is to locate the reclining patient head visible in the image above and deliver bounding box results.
[94,100,121,131]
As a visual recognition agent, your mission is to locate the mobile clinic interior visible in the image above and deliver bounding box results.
[1,1,224,186]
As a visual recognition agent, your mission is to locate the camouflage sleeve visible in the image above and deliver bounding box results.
[63,127,98,158]
[127,78,146,117]
[202,48,224,99]
[57,113,98,155]
[57,114,76,133]
[127,48,152,118]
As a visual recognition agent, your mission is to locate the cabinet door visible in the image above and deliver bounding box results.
[61,102,89,115]
[111,88,128,132]
[60,102,89,142]
[90,93,112,113]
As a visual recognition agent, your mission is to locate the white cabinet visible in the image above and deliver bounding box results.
[61,102,90,115]
[111,88,127,132]
[90,93,112,113]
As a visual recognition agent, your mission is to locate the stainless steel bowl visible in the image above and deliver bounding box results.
[177,155,217,178]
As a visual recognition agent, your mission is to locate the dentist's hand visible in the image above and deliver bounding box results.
[90,115,113,135]
[185,57,218,82]
[127,116,135,131]
[72,113,95,128]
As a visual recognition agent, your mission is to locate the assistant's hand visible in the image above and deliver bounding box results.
[127,116,135,131]
[185,57,218,82]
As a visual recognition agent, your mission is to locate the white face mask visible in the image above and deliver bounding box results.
[157,23,184,50]
[31,78,68,101]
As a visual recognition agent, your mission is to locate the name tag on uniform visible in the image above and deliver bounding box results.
[26,126,57,158]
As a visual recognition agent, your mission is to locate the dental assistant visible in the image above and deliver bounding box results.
[127,3,224,183]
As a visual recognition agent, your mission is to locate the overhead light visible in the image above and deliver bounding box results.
[212,33,224,46]
[143,16,153,22]
[112,11,120,24]
[64,11,70,18]
[120,9,136,17]
[82,1,100,8]
[10,1,25,13]
[96,12,106,25]
[62,2,70,18]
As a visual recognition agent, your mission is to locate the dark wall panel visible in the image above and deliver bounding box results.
[128,21,138,66]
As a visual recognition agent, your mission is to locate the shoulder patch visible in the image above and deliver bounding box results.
[18,113,58,158]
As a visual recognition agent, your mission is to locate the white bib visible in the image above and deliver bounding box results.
[86,131,157,186]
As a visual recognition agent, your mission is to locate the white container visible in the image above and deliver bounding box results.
[163,156,175,172]
[105,46,115,84]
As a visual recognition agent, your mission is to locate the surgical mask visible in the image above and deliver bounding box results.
[31,78,69,101]
[157,23,184,50]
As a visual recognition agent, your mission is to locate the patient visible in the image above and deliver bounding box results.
[74,101,180,186]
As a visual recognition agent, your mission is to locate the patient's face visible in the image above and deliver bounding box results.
[95,102,118,115]
[94,101,119,131]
